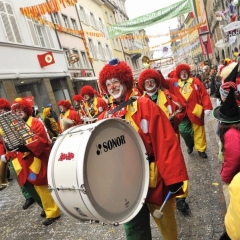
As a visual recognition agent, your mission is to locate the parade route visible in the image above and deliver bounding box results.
[0,99,226,240]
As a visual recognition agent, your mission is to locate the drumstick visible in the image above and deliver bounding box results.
[153,191,171,219]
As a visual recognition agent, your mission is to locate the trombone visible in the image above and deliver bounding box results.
[142,56,174,69]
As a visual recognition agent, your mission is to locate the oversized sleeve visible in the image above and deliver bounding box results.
[221,130,240,183]
[138,99,188,186]
[26,119,50,157]
[194,77,213,110]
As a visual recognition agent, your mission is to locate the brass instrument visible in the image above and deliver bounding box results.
[142,56,174,69]
[80,100,97,124]
[165,93,183,120]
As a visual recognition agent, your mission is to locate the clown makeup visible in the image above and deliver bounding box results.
[106,78,124,100]
[59,105,65,113]
[180,70,189,80]
[15,108,27,119]
[144,78,157,93]
[0,108,6,114]
[73,100,79,106]
[84,95,91,102]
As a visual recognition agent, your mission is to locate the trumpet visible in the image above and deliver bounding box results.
[142,56,174,69]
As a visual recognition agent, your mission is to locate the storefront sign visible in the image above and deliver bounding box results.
[223,21,240,32]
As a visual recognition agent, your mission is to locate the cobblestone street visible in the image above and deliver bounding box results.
[0,99,226,240]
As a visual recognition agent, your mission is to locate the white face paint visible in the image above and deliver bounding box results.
[15,108,27,119]
[0,108,6,114]
[84,95,90,101]
[180,70,189,80]
[106,78,123,100]
[144,78,157,93]
[59,105,64,113]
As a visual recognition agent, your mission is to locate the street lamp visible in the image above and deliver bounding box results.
[194,57,198,75]
[199,31,211,67]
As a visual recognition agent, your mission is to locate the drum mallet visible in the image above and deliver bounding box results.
[153,191,172,219]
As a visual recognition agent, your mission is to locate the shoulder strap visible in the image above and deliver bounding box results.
[108,96,138,115]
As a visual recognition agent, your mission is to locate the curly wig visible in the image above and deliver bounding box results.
[43,107,51,118]
[72,94,83,102]
[58,99,71,109]
[99,61,133,93]
[12,98,33,116]
[0,98,11,111]
[138,69,162,91]
[79,85,95,97]
[175,64,191,78]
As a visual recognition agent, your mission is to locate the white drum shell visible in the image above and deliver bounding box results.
[48,118,149,225]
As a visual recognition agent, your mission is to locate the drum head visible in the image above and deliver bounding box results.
[82,118,148,224]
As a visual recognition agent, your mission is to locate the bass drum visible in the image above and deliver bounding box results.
[48,118,149,225]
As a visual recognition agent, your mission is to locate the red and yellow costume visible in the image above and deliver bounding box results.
[58,100,82,133]
[80,85,108,117]
[6,98,60,220]
[99,60,188,240]
[161,64,213,153]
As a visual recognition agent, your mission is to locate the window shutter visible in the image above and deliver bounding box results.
[27,18,39,46]
[84,9,91,26]
[86,38,93,58]
[78,5,84,22]
[94,16,99,30]
[94,40,101,60]
[98,18,103,31]
[44,17,54,48]
[9,15,22,43]
[1,13,14,42]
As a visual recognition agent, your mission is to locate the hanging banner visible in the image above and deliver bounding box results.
[107,0,192,39]
[198,26,212,56]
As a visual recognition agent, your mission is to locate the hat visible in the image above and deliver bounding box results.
[79,85,95,97]
[213,82,240,123]
[12,98,33,116]
[46,103,52,107]
[138,69,162,92]
[175,64,191,78]
[57,99,71,109]
[220,62,238,82]
[99,59,133,93]
[0,98,11,111]
[72,94,83,102]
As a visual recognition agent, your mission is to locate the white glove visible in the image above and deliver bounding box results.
[1,154,7,163]
[204,110,211,116]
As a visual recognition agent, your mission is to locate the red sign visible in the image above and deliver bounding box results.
[81,70,86,76]
[198,26,213,56]
[37,51,55,68]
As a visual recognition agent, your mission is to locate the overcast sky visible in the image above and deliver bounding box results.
[125,0,182,57]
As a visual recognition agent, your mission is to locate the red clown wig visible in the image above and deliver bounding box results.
[0,98,11,111]
[57,99,71,109]
[12,98,33,116]
[138,69,162,92]
[79,85,95,97]
[72,94,83,102]
[175,64,191,78]
[99,59,134,93]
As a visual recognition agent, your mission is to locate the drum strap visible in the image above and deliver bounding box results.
[108,96,138,115]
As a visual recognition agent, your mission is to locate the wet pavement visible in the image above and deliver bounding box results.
[0,98,226,240]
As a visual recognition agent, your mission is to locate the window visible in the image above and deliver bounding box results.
[71,18,77,30]
[116,38,120,50]
[72,50,81,67]
[0,0,22,43]
[81,51,89,68]
[105,10,109,23]
[88,38,97,59]
[27,18,54,48]
[62,14,69,28]
[78,5,86,23]
[90,12,97,28]
[63,48,71,67]
[52,12,59,24]
[98,17,104,31]
[105,44,113,60]
[109,14,114,24]
[98,42,105,60]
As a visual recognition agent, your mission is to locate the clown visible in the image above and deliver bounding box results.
[138,69,190,216]
[160,63,213,159]
[79,85,108,118]
[0,98,11,190]
[98,58,188,240]
[1,98,61,225]
[57,99,82,133]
